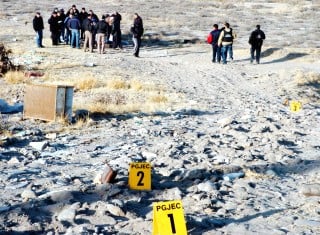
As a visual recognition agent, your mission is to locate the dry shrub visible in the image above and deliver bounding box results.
[0,43,14,76]
[295,70,320,86]
[149,94,168,103]
[107,78,128,90]
[129,79,143,91]
[72,77,177,115]
[0,115,11,137]
[95,92,127,106]
[75,77,98,91]
[245,169,272,180]
[72,117,93,129]
[4,70,27,84]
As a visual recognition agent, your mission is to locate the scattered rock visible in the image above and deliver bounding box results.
[300,184,320,197]
[57,202,80,223]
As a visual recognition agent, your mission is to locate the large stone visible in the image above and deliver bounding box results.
[30,141,49,151]
[197,180,217,193]
[106,203,126,217]
[300,184,320,197]
[57,202,80,223]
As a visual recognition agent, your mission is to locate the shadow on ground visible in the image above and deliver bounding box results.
[261,48,308,64]
[85,108,220,123]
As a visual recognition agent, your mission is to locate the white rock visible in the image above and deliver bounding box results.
[38,189,73,202]
[217,117,233,127]
[300,184,320,196]
[106,204,125,217]
[197,180,217,192]
[30,141,48,151]
[8,157,20,164]
[57,202,80,223]
[21,189,37,200]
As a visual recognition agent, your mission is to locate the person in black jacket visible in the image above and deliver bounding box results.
[96,15,109,54]
[249,25,266,64]
[131,13,144,57]
[48,11,60,45]
[79,8,88,40]
[33,12,44,48]
[83,14,93,52]
[111,12,122,49]
[57,9,66,43]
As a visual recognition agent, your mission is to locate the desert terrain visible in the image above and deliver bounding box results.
[0,0,320,234]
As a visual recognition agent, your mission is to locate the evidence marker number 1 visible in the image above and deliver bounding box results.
[128,162,151,190]
[153,200,187,235]
[290,100,302,112]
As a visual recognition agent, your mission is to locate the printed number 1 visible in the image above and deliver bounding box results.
[167,213,176,234]
[137,171,144,186]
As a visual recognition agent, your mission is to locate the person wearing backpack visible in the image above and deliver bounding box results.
[218,22,236,64]
[208,24,221,63]
[249,25,266,64]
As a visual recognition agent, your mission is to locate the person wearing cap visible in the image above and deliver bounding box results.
[249,25,266,64]
[33,12,44,48]
[48,11,60,46]
[131,13,144,57]
[218,22,236,64]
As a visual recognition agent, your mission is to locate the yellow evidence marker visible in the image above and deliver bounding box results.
[290,100,302,112]
[128,162,151,190]
[153,200,187,235]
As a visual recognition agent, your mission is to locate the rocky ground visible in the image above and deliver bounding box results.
[0,1,320,235]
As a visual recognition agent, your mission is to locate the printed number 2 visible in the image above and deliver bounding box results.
[167,213,176,234]
[137,171,144,186]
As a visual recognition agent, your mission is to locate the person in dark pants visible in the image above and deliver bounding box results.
[33,12,44,48]
[209,24,221,63]
[249,25,266,64]
[131,13,144,57]
[57,9,66,43]
[111,12,122,49]
[79,8,88,40]
[48,11,60,45]
[89,10,99,49]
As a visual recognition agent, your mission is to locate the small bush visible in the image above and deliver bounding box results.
[149,94,168,103]
[107,78,128,90]
[295,70,320,87]
[4,70,26,84]
[75,77,98,91]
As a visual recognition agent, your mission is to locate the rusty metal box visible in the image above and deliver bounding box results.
[23,84,74,121]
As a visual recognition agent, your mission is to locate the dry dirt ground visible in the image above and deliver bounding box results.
[0,1,320,235]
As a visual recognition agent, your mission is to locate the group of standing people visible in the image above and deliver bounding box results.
[32,5,144,57]
[208,22,236,64]
[208,22,265,64]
